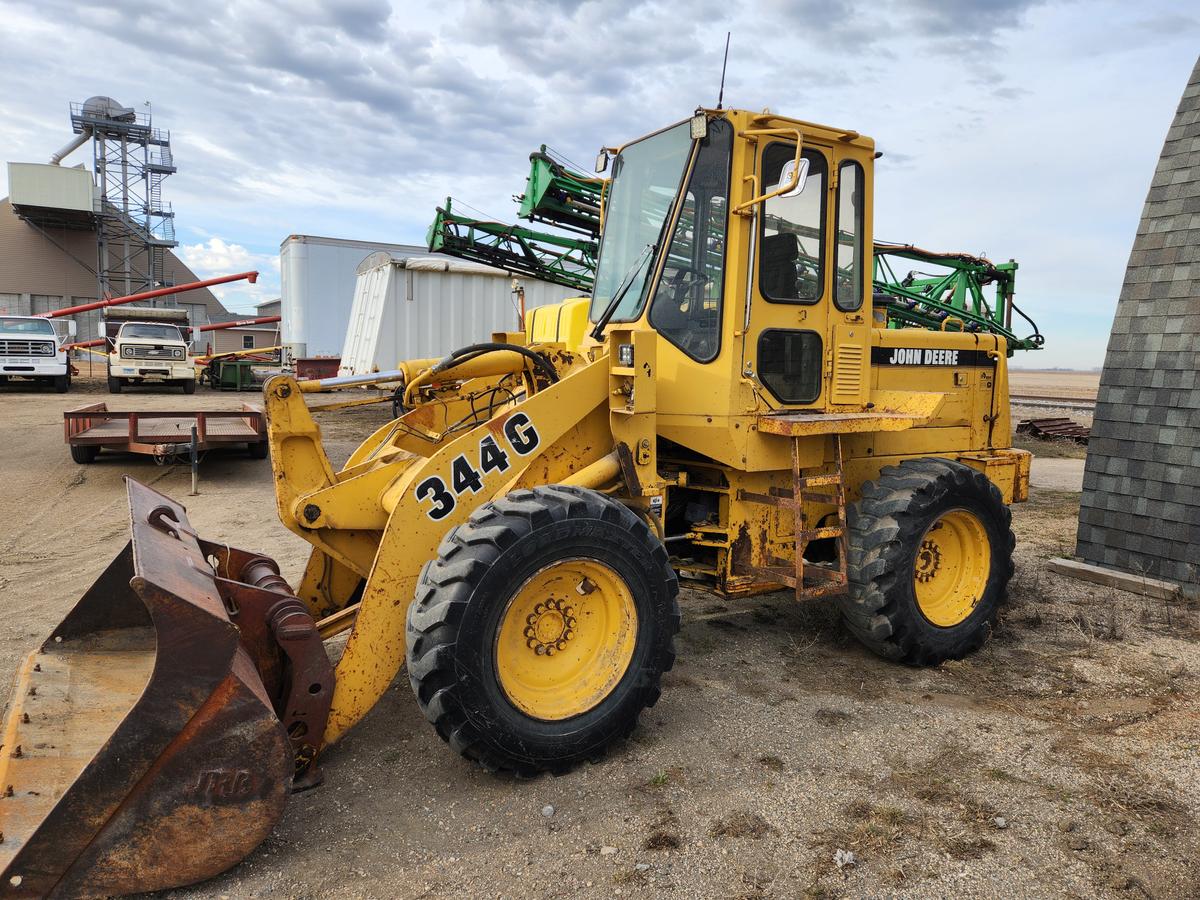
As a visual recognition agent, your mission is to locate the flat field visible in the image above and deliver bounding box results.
[0,375,1195,899]
[1010,369,1101,400]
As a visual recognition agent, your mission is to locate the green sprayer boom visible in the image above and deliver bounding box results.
[427,149,1042,353]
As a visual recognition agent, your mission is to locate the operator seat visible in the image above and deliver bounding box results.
[760,233,799,298]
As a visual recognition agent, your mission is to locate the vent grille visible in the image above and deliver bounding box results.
[0,340,55,357]
[128,345,177,359]
[831,343,864,405]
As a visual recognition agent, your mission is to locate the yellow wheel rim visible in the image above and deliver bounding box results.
[912,509,991,628]
[495,558,638,721]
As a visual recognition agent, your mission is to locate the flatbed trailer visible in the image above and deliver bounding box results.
[63,402,268,463]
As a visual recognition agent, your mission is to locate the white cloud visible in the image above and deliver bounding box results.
[177,238,279,312]
[178,237,271,277]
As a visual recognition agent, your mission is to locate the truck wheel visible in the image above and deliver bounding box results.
[406,485,680,776]
[247,440,269,459]
[839,458,1014,666]
[182,378,196,395]
[70,443,99,464]
[107,376,122,394]
[53,374,70,393]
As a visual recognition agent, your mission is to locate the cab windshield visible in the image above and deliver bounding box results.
[122,323,183,342]
[588,122,693,323]
[0,317,54,336]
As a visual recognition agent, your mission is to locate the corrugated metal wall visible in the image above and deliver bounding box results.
[339,258,580,374]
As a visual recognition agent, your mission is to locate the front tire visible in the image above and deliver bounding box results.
[107,375,122,394]
[406,485,680,776]
[839,458,1014,666]
[53,373,70,393]
[182,377,196,395]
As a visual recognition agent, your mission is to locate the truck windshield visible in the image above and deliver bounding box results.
[589,122,693,324]
[122,323,182,341]
[0,317,54,336]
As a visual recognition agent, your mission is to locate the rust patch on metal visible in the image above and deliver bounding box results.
[729,523,753,576]
[615,442,640,495]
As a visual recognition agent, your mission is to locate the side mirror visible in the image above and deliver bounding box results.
[67,320,77,338]
[775,158,809,198]
[97,323,106,339]
[594,149,609,174]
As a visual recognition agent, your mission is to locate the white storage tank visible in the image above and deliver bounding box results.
[339,252,579,376]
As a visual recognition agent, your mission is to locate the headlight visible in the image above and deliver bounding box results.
[173,349,183,359]
[39,342,55,355]
[122,347,133,358]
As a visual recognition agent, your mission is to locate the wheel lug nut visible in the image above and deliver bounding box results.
[526,614,538,626]
[527,638,538,649]
[535,644,547,655]
[524,626,535,639]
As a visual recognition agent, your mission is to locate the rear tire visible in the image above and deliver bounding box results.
[107,375,122,394]
[70,443,99,464]
[840,458,1014,665]
[248,440,269,459]
[406,485,680,776]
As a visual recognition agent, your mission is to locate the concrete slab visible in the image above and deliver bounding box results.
[1030,457,1085,492]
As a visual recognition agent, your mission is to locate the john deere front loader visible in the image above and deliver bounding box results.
[0,107,1034,896]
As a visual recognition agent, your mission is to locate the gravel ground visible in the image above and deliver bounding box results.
[0,375,1196,899]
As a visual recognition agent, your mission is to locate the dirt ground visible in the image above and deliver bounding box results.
[1,374,1197,900]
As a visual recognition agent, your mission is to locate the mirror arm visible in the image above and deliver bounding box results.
[733,127,804,216]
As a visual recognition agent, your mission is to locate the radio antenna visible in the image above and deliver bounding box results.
[716,32,731,109]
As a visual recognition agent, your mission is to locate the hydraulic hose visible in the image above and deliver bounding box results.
[403,342,560,408]
[431,342,560,386]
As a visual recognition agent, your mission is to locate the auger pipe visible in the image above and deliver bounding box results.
[198,315,280,332]
[38,271,259,319]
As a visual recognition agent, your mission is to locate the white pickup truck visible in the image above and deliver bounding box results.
[0,315,74,392]
[102,308,196,394]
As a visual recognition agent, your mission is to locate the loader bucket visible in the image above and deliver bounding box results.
[0,479,294,898]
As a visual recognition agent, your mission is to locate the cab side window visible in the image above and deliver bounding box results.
[758,147,826,304]
[834,161,864,311]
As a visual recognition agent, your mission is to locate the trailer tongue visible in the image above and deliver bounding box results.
[0,479,330,898]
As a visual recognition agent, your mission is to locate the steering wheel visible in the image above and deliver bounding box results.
[666,264,707,308]
[662,264,715,356]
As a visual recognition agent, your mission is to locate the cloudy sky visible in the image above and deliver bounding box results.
[1,0,1197,368]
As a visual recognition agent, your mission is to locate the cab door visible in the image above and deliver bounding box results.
[742,138,870,411]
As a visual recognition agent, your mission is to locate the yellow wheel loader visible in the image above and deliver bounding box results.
[0,107,1031,896]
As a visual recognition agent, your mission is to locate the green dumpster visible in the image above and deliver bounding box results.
[212,359,257,391]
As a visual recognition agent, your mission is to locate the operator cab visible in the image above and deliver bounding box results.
[587,108,876,448]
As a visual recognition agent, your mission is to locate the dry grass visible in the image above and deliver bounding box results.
[1012,432,1089,459]
[709,810,777,840]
